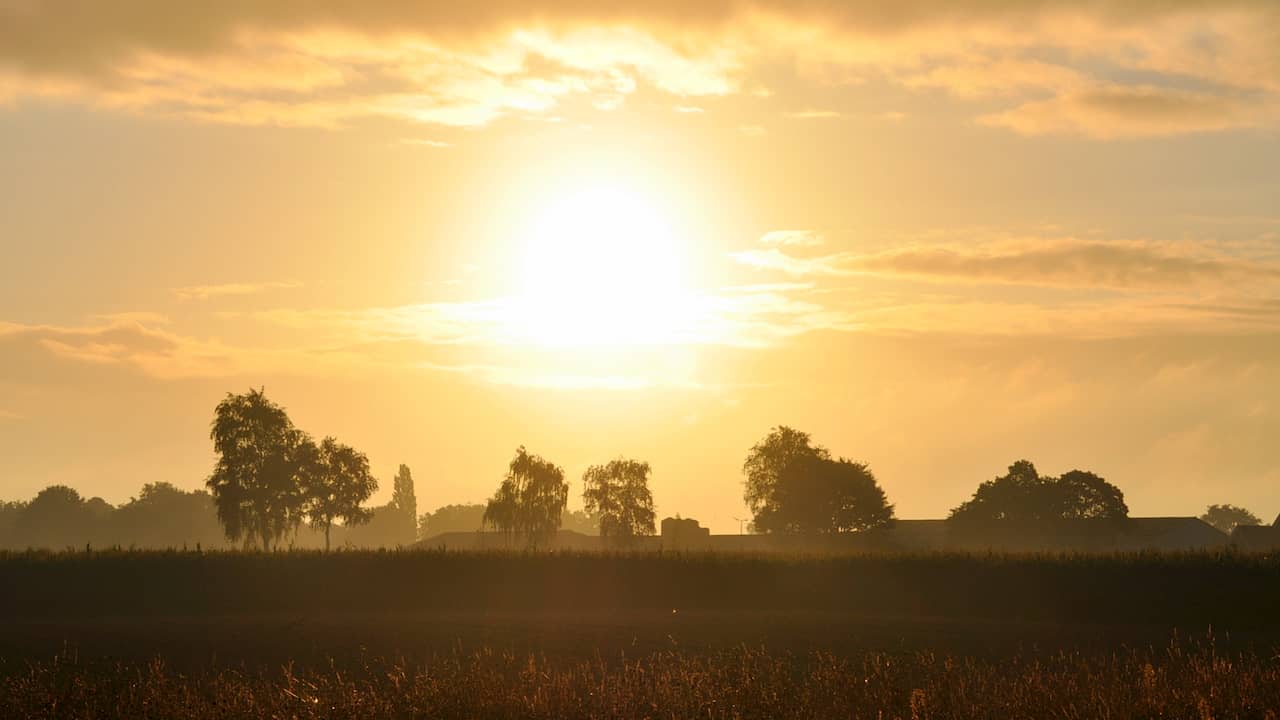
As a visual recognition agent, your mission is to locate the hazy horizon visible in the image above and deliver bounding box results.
[3,1,1279,532]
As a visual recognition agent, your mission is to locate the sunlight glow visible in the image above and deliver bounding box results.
[506,184,700,347]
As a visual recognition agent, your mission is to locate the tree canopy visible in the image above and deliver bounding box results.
[483,446,569,547]
[743,426,894,534]
[1199,504,1261,534]
[207,388,312,550]
[582,458,656,547]
[949,460,1129,524]
[299,436,378,550]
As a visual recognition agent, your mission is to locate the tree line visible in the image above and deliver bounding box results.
[1,391,1270,550]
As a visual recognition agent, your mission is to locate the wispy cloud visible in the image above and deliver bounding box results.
[173,280,301,301]
[400,138,452,148]
[847,239,1280,290]
[759,230,824,247]
[981,85,1276,139]
[734,238,1280,291]
[93,311,172,325]
[730,248,854,277]
[788,109,841,119]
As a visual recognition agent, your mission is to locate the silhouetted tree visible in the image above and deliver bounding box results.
[207,388,310,550]
[417,502,594,541]
[418,503,487,539]
[300,436,378,551]
[13,485,108,549]
[111,482,226,549]
[949,461,1129,523]
[483,446,568,547]
[390,464,417,546]
[0,500,25,547]
[1200,504,1262,534]
[582,458,656,547]
[743,426,894,533]
[560,508,600,535]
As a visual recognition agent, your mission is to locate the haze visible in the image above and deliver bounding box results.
[2,0,1278,532]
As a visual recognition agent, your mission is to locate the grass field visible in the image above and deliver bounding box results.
[3,549,1279,718]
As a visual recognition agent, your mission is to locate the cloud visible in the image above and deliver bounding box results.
[730,248,855,277]
[0,12,740,128]
[1,1,1279,135]
[760,230,824,247]
[400,138,452,148]
[847,239,1280,290]
[788,109,841,118]
[735,238,1280,291]
[982,85,1276,138]
[94,311,172,325]
[738,124,766,136]
[902,58,1086,99]
[245,284,859,350]
[173,280,301,301]
[0,319,236,379]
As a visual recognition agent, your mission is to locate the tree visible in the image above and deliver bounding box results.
[949,461,1129,524]
[560,509,600,535]
[1200,504,1262,534]
[582,458,656,547]
[418,503,487,539]
[483,446,568,547]
[111,482,226,549]
[207,388,310,550]
[742,426,894,534]
[13,485,104,549]
[807,457,894,533]
[0,500,26,548]
[300,436,378,551]
[390,464,417,546]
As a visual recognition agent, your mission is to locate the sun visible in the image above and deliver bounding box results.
[505,183,699,347]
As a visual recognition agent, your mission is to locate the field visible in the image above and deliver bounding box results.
[3,550,1279,718]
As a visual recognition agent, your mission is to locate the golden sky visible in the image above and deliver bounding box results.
[2,0,1279,530]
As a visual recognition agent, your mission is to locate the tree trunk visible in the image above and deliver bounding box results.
[324,522,331,552]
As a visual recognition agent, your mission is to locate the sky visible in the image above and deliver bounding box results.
[2,0,1278,531]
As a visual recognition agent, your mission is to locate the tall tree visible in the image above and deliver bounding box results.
[743,426,893,534]
[483,446,569,547]
[300,436,378,551]
[949,461,1128,523]
[582,458,656,547]
[390,464,417,545]
[207,388,309,550]
[1200,504,1262,534]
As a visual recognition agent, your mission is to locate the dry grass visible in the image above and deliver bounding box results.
[5,550,1280,718]
[4,639,1278,719]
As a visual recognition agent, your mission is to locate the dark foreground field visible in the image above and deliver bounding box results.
[2,550,1279,718]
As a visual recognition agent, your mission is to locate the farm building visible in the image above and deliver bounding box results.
[1231,517,1280,551]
